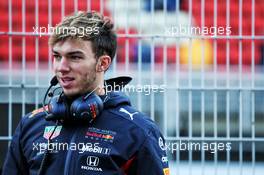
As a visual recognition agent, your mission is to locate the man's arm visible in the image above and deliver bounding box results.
[136,128,170,175]
[2,119,29,175]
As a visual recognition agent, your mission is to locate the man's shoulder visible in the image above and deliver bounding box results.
[25,106,49,119]
[107,105,159,134]
[20,106,48,128]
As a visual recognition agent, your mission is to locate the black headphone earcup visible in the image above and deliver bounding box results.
[47,95,70,120]
[70,93,103,122]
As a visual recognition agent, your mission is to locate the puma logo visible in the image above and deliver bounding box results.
[119,108,138,120]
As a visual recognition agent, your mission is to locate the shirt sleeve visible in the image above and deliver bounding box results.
[2,118,29,175]
[136,128,170,175]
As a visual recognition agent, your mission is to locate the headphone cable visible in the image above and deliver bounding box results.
[38,120,59,175]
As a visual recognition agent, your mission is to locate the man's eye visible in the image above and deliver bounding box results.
[53,55,61,60]
[71,56,82,60]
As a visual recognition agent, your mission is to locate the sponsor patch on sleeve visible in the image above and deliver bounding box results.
[28,106,48,118]
[163,168,170,175]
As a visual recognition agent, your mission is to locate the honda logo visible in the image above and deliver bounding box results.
[86,156,99,167]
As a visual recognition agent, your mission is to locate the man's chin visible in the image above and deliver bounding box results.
[63,90,80,99]
[63,88,92,99]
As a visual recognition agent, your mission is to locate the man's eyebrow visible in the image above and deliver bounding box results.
[66,51,85,55]
[52,50,60,54]
[52,50,85,55]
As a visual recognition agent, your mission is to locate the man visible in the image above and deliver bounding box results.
[3,11,170,175]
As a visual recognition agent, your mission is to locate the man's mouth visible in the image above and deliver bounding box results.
[60,77,75,88]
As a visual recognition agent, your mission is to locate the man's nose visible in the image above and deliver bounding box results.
[57,57,70,72]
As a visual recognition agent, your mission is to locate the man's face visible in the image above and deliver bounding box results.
[52,38,98,97]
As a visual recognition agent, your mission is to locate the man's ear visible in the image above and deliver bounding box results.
[96,55,111,72]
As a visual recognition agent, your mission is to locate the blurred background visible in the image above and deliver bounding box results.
[0,0,264,174]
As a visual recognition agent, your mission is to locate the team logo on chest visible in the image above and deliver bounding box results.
[85,127,116,143]
[43,126,62,140]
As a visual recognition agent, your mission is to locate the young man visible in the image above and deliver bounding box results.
[3,11,170,175]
